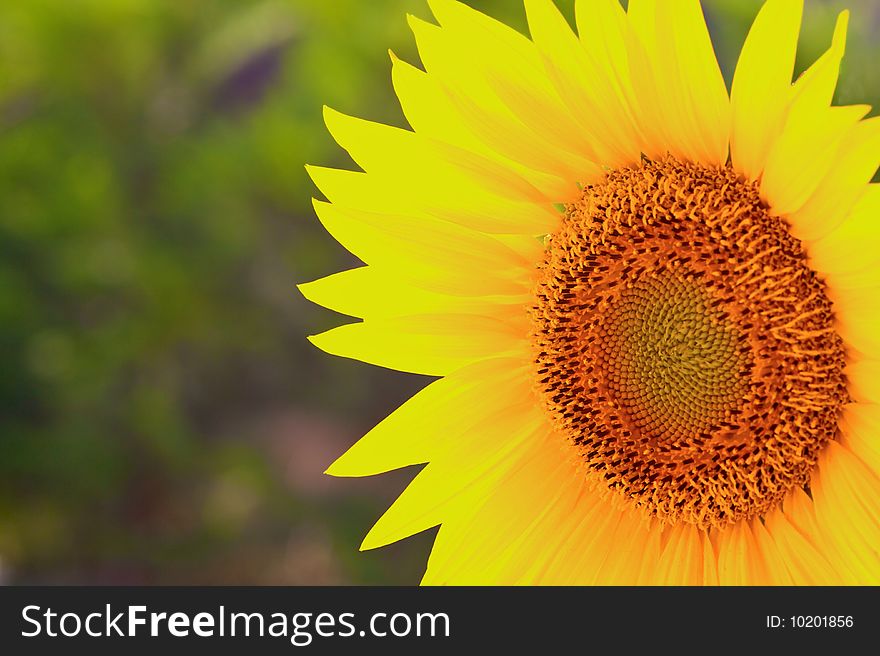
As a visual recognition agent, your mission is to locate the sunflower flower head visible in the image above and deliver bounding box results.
[302,0,880,585]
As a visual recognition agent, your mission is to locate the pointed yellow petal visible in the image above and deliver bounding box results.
[299,267,529,321]
[787,117,880,241]
[575,0,644,154]
[763,103,870,219]
[361,408,545,550]
[309,200,533,297]
[324,106,549,205]
[423,489,578,585]
[427,0,598,163]
[361,460,491,552]
[730,0,803,180]
[761,13,865,216]
[626,0,730,165]
[423,429,588,584]
[791,10,848,104]
[408,4,601,190]
[808,185,880,281]
[390,53,573,200]
[325,357,534,477]
[524,0,640,168]
[306,165,557,235]
[660,0,730,165]
[307,313,527,377]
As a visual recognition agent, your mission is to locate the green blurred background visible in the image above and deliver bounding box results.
[1,0,876,584]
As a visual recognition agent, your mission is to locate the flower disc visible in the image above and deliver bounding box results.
[532,156,850,528]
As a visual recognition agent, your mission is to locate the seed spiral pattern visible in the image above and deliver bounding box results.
[531,156,849,528]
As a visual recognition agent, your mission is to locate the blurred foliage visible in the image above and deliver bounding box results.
[0,0,876,584]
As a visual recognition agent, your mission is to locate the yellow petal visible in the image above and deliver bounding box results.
[427,0,599,163]
[423,429,590,584]
[575,0,645,155]
[840,403,880,477]
[762,507,838,585]
[533,497,617,585]
[782,487,841,573]
[716,520,771,585]
[763,103,870,219]
[626,0,730,165]
[827,284,880,358]
[324,106,549,205]
[409,4,601,191]
[389,52,573,200]
[761,13,866,216]
[325,357,534,477]
[308,200,533,297]
[655,523,704,585]
[808,185,880,281]
[306,165,557,235]
[702,532,719,585]
[750,519,795,585]
[361,461,490,552]
[491,480,590,585]
[524,0,641,168]
[811,441,880,583]
[590,511,654,585]
[787,117,880,241]
[845,362,880,406]
[420,460,575,574]
[717,518,805,585]
[361,407,546,550]
[634,524,663,585]
[307,313,527,377]
[730,0,803,180]
[299,266,529,321]
[565,502,625,584]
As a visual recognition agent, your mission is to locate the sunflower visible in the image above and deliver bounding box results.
[301,0,880,585]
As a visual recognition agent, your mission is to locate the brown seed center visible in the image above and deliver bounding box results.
[531,155,849,528]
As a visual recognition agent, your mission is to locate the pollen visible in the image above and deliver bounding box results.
[531,155,849,529]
